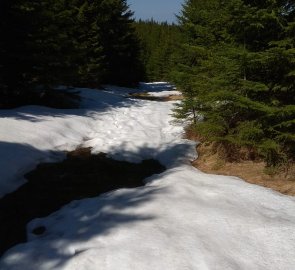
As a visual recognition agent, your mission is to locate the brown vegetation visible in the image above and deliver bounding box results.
[129,92,183,102]
[186,128,295,196]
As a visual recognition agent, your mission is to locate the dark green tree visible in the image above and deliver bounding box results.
[0,0,80,106]
[0,0,144,107]
[135,20,181,81]
[76,0,143,87]
[173,0,295,166]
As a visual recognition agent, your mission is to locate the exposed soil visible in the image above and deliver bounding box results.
[0,148,165,256]
[129,92,183,102]
[192,141,295,196]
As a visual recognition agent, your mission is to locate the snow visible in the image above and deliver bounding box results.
[139,82,176,91]
[1,82,295,270]
[147,90,182,97]
[0,85,194,197]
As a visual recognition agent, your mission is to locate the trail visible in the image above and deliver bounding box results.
[0,84,295,270]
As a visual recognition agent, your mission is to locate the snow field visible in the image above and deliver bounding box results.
[0,83,295,270]
[0,86,195,197]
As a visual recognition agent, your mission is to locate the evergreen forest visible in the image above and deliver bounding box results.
[173,0,295,168]
[135,20,180,81]
[0,0,294,167]
[0,0,143,107]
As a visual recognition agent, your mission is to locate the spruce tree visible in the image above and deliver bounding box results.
[0,0,79,104]
[135,20,181,81]
[100,0,143,85]
[173,0,295,166]
[0,0,144,106]
[75,0,143,87]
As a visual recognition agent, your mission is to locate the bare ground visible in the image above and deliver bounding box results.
[185,130,295,196]
[128,92,183,102]
[193,144,295,196]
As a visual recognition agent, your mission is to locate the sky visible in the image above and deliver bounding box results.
[127,0,184,24]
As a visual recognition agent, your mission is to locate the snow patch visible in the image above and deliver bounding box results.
[139,82,176,91]
[1,83,295,270]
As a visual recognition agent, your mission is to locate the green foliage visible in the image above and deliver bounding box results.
[0,0,79,93]
[173,0,295,166]
[76,0,143,86]
[0,0,143,106]
[134,20,181,81]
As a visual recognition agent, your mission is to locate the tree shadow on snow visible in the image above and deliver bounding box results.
[0,129,195,268]
[105,141,197,169]
[0,142,170,269]
[9,186,166,269]
[0,88,151,122]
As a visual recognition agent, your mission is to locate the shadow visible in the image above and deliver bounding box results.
[139,82,176,92]
[0,85,178,122]
[0,85,194,268]
[0,140,197,269]
[0,145,165,258]
[105,141,197,169]
[0,86,151,123]
[0,185,166,269]
[0,141,64,197]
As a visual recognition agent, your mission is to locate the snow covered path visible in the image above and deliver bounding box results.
[0,85,295,269]
[0,86,194,197]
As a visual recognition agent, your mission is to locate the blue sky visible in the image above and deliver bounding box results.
[127,0,184,23]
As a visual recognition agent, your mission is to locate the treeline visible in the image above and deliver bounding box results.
[134,20,181,81]
[1,0,293,167]
[0,0,143,107]
[173,0,295,166]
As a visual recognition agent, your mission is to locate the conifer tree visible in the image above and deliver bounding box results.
[135,20,181,81]
[174,0,295,166]
[0,0,143,106]
[74,0,143,87]
[0,0,79,101]
[100,0,143,85]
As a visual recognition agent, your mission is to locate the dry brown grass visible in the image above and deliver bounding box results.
[185,129,295,196]
[164,95,183,101]
[129,92,183,102]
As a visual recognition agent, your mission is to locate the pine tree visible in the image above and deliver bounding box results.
[135,20,181,81]
[100,0,143,86]
[0,0,79,104]
[75,0,143,87]
[0,0,144,106]
[0,0,35,97]
[173,0,295,166]
[238,0,295,164]
[74,0,107,87]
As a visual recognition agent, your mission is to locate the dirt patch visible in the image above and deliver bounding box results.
[129,92,183,102]
[0,148,165,256]
[192,142,295,196]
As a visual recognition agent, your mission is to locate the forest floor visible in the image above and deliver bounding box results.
[192,142,295,196]
[129,91,182,102]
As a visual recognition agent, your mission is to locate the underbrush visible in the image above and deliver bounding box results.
[185,126,295,196]
[129,92,183,102]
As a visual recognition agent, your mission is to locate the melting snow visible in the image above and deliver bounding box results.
[0,83,295,270]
